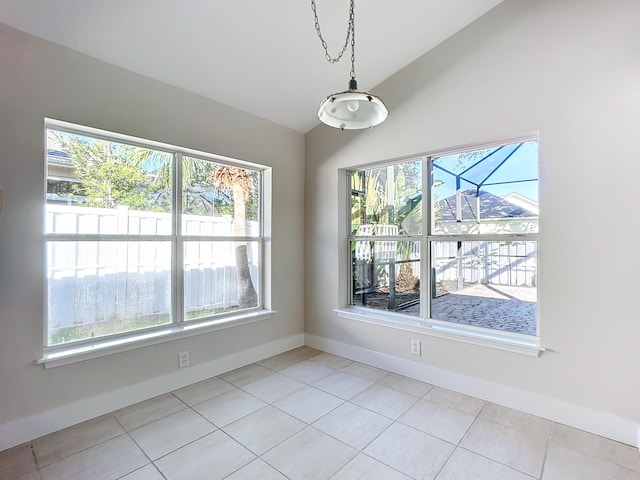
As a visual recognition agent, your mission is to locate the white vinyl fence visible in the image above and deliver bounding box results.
[432,240,537,288]
[46,205,258,328]
[352,225,536,290]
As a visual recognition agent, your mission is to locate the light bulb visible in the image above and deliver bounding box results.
[347,100,360,113]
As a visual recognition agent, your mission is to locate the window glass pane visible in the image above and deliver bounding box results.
[182,157,261,237]
[351,240,420,316]
[349,160,422,236]
[46,129,173,235]
[431,140,538,235]
[44,122,268,349]
[46,241,172,345]
[184,240,260,320]
[430,240,537,335]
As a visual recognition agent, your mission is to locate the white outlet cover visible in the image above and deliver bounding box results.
[179,351,189,367]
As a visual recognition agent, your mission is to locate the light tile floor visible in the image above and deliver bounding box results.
[2,347,639,480]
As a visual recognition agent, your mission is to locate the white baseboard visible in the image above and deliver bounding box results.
[305,333,639,448]
[0,334,304,451]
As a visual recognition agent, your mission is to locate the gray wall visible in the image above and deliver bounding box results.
[0,24,305,443]
[2,0,639,449]
[305,0,640,440]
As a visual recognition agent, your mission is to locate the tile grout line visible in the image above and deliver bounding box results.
[433,444,458,480]
[453,445,539,479]
[35,417,127,471]
[118,391,217,477]
[28,442,43,480]
[113,410,170,480]
[453,405,549,479]
[538,421,556,480]
[431,396,489,478]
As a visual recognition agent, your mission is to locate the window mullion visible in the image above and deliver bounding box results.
[423,156,431,319]
[174,152,184,325]
[347,171,354,307]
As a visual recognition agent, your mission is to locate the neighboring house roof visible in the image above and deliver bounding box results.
[46,192,86,204]
[47,149,73,166]
[504,192,539,215]
[437,189,536,222]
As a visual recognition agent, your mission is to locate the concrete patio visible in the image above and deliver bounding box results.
[403,284,537,336]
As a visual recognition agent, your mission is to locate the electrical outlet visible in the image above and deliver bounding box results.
[178,351,190,368]
[410,339,421,356]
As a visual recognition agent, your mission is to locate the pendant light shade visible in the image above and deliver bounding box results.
[311,0,388,130]
[318,79,388,130]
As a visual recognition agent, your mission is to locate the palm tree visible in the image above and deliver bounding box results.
[212,166,258,309]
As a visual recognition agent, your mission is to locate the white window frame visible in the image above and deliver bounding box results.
[338,137,543,356]
[41,118,273,368]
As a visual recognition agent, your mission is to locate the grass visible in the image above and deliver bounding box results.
[49,314,170,345]
[185,306,240,320]
[49,306,242,345]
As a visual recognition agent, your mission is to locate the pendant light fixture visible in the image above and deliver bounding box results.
[311,0,388,130]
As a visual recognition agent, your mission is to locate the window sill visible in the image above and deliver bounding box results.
[38,310,276,369]
[335,307,543,357]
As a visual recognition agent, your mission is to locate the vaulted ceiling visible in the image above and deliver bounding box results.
[0,0,504,133]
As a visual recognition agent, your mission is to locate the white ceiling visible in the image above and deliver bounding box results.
[0,0,503,133]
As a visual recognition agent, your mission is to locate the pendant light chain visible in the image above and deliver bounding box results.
[349,2,356,80]
[311,0,356,79]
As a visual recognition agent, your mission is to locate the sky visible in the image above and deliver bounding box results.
[432,140,538,202]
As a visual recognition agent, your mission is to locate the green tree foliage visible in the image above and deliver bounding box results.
[454,148,491,172]
[59,134,172,212]
[181,157,236,217]
[351,161,422,232]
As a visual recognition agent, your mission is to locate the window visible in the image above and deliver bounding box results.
[45,120,266,350]
[348,139,538,339]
